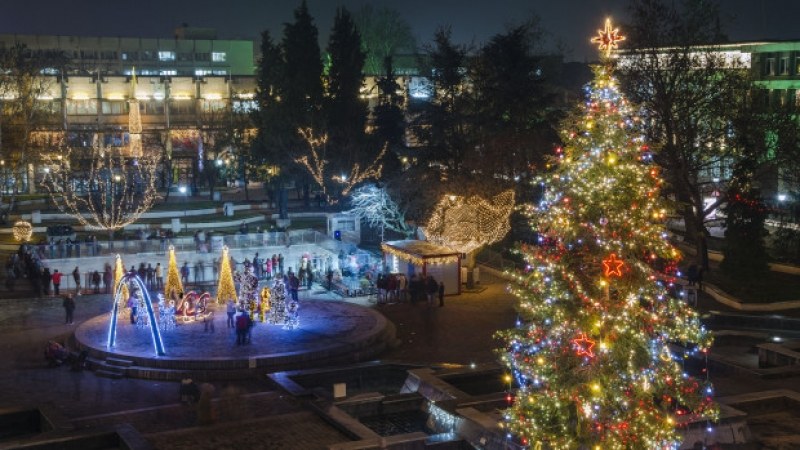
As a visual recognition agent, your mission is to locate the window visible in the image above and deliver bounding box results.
[195,69,212,76]
[141,51,156,61]
[66,99,97,115]
[177,52,192,62]
[766,57,776,75]
[169,100,195,115]
[159,70,177,76]
[201,99,226,112]
[100,51,117,60]
[79,50,97,60]
[101,100,127,115]
[780,57,790,75]
[212,52,226,62]
[158,51,175,61]
[195,53,210,61]
[121,51,138,61]
[211,70,227,76]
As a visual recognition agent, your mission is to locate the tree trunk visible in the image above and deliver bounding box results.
[279,187,288,219]
[465,251,477,289]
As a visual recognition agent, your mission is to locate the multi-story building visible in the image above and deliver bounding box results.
[0,26,257,192]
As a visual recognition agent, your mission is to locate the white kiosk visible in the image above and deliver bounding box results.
[381,240,461,295]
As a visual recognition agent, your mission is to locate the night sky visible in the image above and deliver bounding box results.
[2,0,799,61]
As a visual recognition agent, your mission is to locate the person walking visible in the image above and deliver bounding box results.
[52,269,62,296]
[235,310,251,346]
[41,268,51,296]
[92,270,101,293]
[103,265,112,294]
[72,266,81,295]
[438,281,445,307]
[146,264,154,289]
[226,299,236,328]
[127,291,138,325]
[155,263,163,290]
[426,276,438,306]
[62,294,75,324]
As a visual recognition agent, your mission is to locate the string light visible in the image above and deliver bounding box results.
[114,255,129,308]
[216,246,237,304]
[295,127,386,203]
[163,246,184,301]
[41,144,160,233]
[12,221,32,242]
[424,190,515,255]
[381,241,460,266]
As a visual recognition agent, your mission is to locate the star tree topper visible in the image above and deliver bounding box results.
[591,18,626,57]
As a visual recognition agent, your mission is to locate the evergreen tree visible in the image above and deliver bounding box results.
[325,6,368,157]
[282,0,323,127]
[720,164,770,278]
[498,61,716,448]
[471,24,556,185]
[373,56,405,148]
[411,28,471,172]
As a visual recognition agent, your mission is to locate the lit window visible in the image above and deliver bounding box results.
[160,70,177,76]
[158,51,175,61]
[195,69,212,76]
[212,52,227,62]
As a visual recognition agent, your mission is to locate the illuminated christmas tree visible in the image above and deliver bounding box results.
[163,246,184,301]
[114,254,129,306]
[216,246,237,304]
[497,20,716,449]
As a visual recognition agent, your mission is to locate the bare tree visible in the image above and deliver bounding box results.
[348,183,414,240]
[619,0,750,269]
[0,43,67,202]
[41,144,160,243]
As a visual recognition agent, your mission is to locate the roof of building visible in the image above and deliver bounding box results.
[382,240,460,258]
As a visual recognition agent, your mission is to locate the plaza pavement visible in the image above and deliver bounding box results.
[1,271,799,448]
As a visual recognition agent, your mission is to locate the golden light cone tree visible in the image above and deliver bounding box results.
[114,254,129,307]
[216,246,237,304]
[163,246,184,301]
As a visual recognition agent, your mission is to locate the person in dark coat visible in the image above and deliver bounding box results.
[438,281,445,307]
[62,294,75,324]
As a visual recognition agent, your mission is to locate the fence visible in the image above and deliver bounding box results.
[30,229,345,260]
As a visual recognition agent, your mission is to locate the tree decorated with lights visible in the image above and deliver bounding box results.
[114,254,129,308]
[216,246,237,304]
[497,20,716,449]
[163,246,183,301]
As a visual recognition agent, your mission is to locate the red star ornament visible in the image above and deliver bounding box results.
[572,333,596,358]
[602,253,624,278]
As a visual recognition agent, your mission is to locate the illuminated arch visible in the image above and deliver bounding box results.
[107,273,166,356]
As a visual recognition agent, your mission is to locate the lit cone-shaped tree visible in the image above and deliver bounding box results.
[163,246,184,301]
[497,25,716,449]
[114,254,129,306]
[216,246,237,304]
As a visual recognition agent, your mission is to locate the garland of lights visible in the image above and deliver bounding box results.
[497,19,716,450]
[423,190,515,255]
[216,246,237,304]
[12,221,33,242]
[380,243,460,266]
[163,246,184,301]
